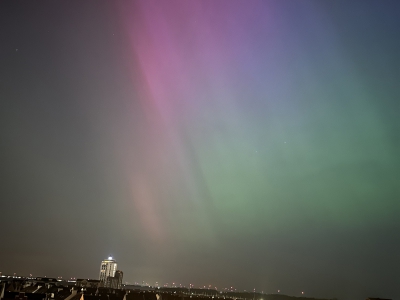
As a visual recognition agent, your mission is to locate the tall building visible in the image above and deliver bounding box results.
[99,257,117,286]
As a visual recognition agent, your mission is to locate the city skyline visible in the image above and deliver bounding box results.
[0,271,310,298]
[0,275,332,300]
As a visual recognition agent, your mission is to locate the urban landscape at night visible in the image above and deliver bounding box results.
[0,257,341,300]
[0,257,393,300]
[1,1,399,300]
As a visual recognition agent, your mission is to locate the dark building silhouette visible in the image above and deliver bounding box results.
[105,271,123,290]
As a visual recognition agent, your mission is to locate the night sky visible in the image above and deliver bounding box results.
[1,1,400,300]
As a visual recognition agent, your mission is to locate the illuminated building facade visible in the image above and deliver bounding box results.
[99,257,117,287]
